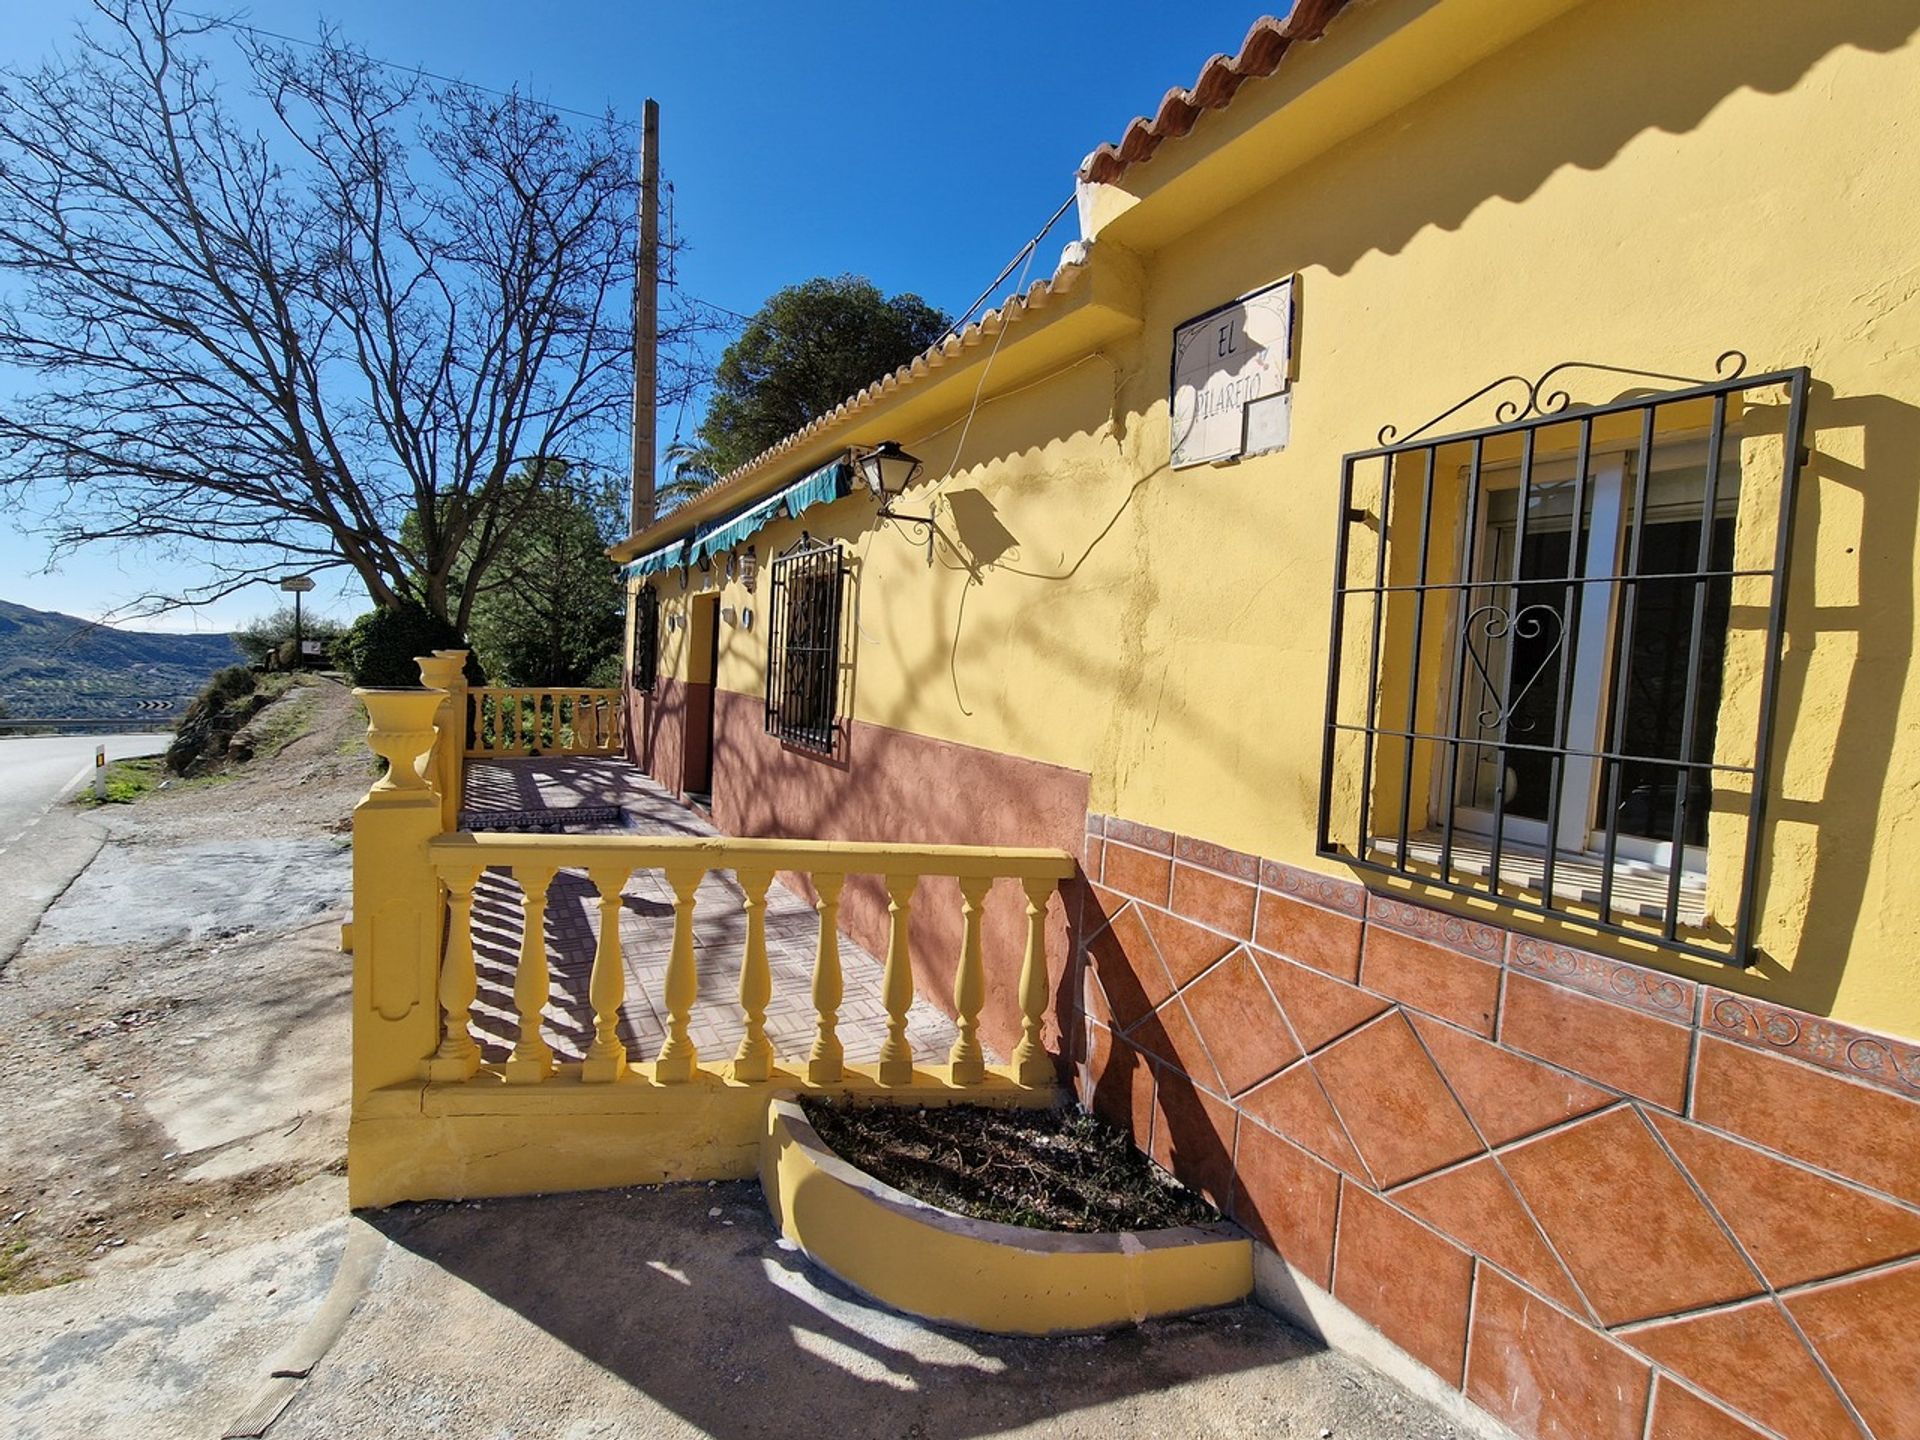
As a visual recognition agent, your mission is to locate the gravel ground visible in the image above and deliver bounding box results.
[0,677,366,1437]
[280,1183,1468,1440]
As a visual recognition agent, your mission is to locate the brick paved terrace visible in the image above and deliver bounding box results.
[458,757,960,1068]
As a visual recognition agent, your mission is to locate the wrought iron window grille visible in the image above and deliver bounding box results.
[766,533,850,756]
[1317,355,1811,966]
[630,584,659,693]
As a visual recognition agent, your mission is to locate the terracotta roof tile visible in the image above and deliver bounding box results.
[1078,1,1353,186]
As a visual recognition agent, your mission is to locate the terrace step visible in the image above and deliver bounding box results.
[456,804,627,833]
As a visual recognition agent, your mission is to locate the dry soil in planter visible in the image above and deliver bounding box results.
[798,1099,1218,1234]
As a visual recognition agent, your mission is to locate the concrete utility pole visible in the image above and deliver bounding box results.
[629,98,661,537]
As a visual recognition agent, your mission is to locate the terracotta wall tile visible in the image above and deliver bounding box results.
[1408,1013,1611,1146]
[1084,903,1173,1030]
[1173,833,1261,884]
[1081,882,1128,941]
[1649,1113,1920,1290]
[1509,935,1696,1024]
[1083,835,1105,881]
[1502,1108,1760,1326]
[1254,948,1390,1053]
[1253,889,1364,982]
[1232,1122,1339,1288]
[1621,1298,1859,1440]
[1367,894,1505,962]
[1703,988,1920,1103]
[1501,971,1691,1111]
[1082,966,1115,1031]
[1259,857,1367,916]
[1361,927,1500,1036]
[1104,816,1174,853]
[1103,841,1173,907]
[1238,1062,1370,1182]
[1150,1065,1237,1210]
[1692,1038,1920,1207]
[1785,1259,1920,1440]
[1139,906,1237,990]
[1314,1013,1483,1188]
[1392,1155,1584,1311]
[1467,1267,1652,1440]
[1171,863,1257,940]
[1333,1185,1474,1384]
[1085,1022,1155,1154]
[1181,949,1300,1095]
[1127,996,1226,1097]
[1085,812,1106,836]
[1647,1381,1771,1440]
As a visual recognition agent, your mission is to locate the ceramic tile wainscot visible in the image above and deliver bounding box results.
[1073,819,1920,1440]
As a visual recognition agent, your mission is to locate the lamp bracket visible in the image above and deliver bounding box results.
[876,502,937,564]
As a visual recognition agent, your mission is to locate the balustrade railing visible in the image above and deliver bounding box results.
[350,682,1075,1119]
[466,687,622,758]
[424,832,1073,1089]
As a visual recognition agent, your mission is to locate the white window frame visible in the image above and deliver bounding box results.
[1440,435,1732,876]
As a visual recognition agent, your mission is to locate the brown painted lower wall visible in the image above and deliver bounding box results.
[1073,814,1920,1440]
[708,690,1090,1060]
[627,677,692,802]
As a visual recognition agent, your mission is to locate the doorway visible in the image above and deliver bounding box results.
[683,593,721,807]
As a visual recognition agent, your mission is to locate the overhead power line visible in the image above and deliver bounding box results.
[177,9,637,130]
[941,192,1077,341]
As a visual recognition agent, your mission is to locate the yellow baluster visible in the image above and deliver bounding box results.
[731,868,774,1082]
[1012,877,1056,1086]
[807,872,846,1084]
[503,865,557,1083]
[947,877,991,1085]
[424,864,483,1081]
[582,865,630,1081]
[654,864,702,1082]
[877,875,917,1085]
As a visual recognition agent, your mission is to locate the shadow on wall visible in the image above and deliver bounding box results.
[1180,0,1920,283]
[366,1185,1325,1438]
[711,689,1090,1065]
[1748,388,1920,1016]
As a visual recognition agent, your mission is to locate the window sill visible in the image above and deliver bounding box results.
[1366,831,1707,929]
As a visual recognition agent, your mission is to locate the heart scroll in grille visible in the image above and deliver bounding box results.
[1463,601,1566,734]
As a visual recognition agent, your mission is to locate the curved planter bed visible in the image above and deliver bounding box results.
[759,1097,1252,1335]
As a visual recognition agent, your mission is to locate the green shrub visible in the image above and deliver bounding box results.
[333,604,483,688]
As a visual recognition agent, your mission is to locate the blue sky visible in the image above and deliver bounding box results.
[1,0,1273,631]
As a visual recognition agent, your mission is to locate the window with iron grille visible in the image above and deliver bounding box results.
[630,584,658,692]
[766,535,848,755]
[1317,358,1809,965]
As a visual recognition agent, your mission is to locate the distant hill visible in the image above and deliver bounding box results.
[0,600,242,720]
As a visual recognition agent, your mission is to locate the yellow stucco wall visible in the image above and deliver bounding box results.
[633,0,1920,1037]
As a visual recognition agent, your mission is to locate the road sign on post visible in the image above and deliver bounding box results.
[279,576,317,668]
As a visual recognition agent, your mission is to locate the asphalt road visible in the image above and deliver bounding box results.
[0,732,170,968]
[0,732,168,848]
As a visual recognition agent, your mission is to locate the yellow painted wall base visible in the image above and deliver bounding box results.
[348,1063,1059,1209]
[760,1098,1253,1335]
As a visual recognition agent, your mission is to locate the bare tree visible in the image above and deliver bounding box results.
[0,0,708,627]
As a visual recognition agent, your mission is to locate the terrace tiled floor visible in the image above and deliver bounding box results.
[459,757,959,1069]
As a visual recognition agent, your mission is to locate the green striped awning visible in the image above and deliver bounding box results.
[687,458,852,565]
[620,457,852,582]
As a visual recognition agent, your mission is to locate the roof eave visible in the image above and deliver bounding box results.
[610,247,1143,562]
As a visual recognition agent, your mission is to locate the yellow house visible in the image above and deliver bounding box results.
[607,2,1920,1436]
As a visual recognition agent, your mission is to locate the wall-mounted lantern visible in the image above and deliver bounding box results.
[738,545,758,591]
[856,441,936,563]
